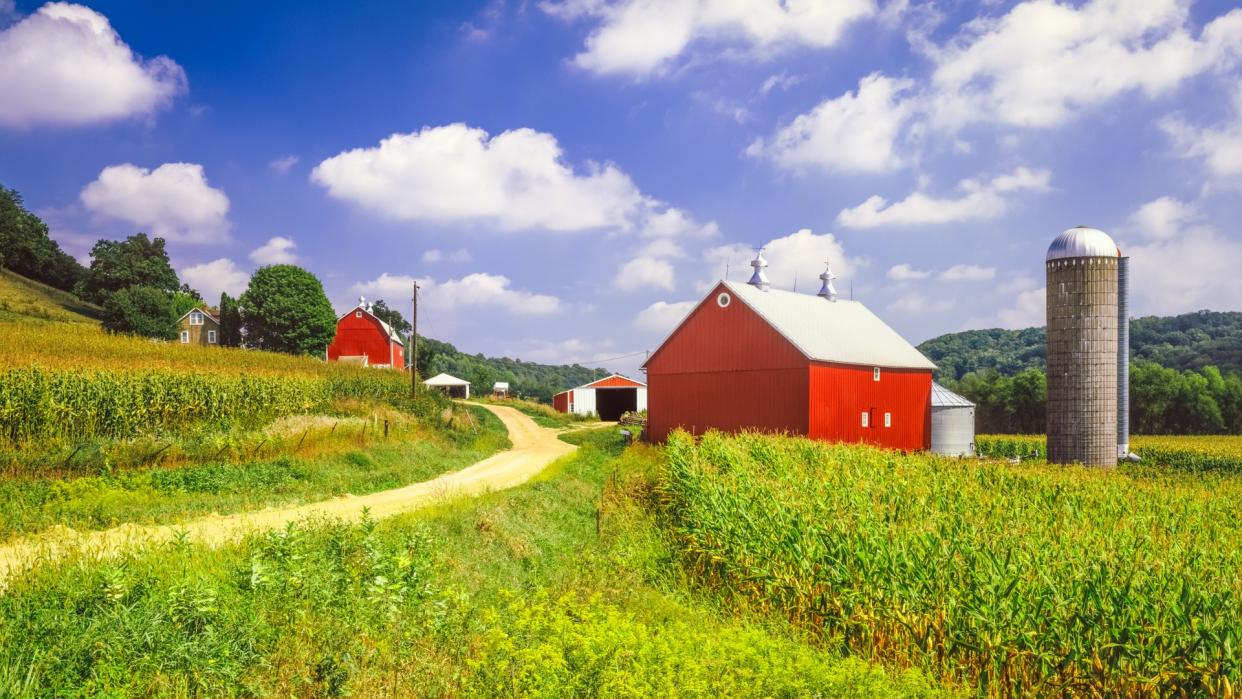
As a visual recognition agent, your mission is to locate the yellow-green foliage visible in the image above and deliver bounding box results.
[661,430,1242,697]
[0,269,101,325]
[978,434,1242,472]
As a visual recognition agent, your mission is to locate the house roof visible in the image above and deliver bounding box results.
[580,373,646,389]
[646,281,935,371]
[932,382,975,407]
[177,307,219,324]
[424,372,470,387]
[339,305,404,345]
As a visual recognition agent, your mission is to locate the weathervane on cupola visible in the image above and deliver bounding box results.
[817,260,838,301]
[748,247,771,290]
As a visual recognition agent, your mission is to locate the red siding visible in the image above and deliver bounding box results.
[807,363,931,451]
[553,391,570,413]
[646,283,808,442]
[327,309,405,370]
[585,375,645,388]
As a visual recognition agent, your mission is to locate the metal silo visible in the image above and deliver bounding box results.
[1045,226,1120,466]
[930,382,975,456]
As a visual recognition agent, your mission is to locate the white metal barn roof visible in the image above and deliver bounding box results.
[493,382,510,390]
[721,281,937,370]
[1046,226,1120,261]
[931,382,975,407]
[424,373,470,387]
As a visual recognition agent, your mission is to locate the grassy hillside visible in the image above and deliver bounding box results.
[919,310,1242,380]
[0,268,102,325]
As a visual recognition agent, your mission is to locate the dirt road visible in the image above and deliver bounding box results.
[0,403,576,586]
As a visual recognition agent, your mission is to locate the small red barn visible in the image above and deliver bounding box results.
[642,279,936,449]
[326,298,406,370]
[553,374,647,421]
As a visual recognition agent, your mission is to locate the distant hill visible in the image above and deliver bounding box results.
[919,310,1242,380]
[0,268,102,325]
[415,336,606,404]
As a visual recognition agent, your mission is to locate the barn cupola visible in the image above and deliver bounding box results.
[817,261,838,301]
[358,295,367,310]
[748,248,771,290]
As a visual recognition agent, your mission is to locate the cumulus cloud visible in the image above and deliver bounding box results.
[179,258,249,302]
[926,0,1242,130]
[887,263,930,281]
[939,264,995,281]
[80,162,230,243]
[249,236,297,265]
[1127,196,1199,239]
[704,228,858,291]
[268,155,299,174]
[0,3,186,127]
[352,272,561,316]
[1161,85,1242,180]
[888,293,953,314]
[748,74,915,174]
[634,300,696,334]
[615,256,675,292]
[965,283,1046,330]
[311,123,713,237]
[543,0,875,78]
[836,167,1049,228]
[422,248,473,263]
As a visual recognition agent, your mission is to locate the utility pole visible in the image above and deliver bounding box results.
[411,281,419,396]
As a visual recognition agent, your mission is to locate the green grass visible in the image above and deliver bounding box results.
[0,421,945,697]
[0,405,509,542]
[0,269,101,325]
[478,396,600,429]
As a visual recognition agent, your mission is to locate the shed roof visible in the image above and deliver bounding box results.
[580,373,646,389]
[931,382,974,407]
[424,373,470,387]
[708,281,936,370]
[493,382,510,390]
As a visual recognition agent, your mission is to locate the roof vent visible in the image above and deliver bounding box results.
[358,295,367,309]
[747,248,771,290]
[817,261,838,301]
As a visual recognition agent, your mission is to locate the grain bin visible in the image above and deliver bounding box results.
[930,382,975,456]
[1045,226,1119,466]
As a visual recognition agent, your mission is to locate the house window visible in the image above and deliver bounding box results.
[873,367,881,381]
[207,330,217,344]
[190,311,203,326]
[884,412,892,428]
[861,411,869,428]
[180,330,189,344]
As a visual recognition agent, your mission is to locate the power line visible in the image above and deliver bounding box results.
[562,349,649,367]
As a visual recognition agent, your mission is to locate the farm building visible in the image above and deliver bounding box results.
[178,308,220,346]
[326,297,406,370]
[493,382,510,398]
[930,382,976,456]
[553,374,648,421]
[642,255,936,449]
[425,373,470,398]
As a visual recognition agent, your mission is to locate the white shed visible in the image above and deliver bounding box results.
[492,381,510,398]
[553,374,647,421]
[424,373,470,399]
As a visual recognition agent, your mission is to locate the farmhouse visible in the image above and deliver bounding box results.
[326,297,406,370]
[553,374,647,421]
[425,373,470,398]
[178,308,220,346]
[642,254,936,449]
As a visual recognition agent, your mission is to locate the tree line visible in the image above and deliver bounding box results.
[944,362,1242,435]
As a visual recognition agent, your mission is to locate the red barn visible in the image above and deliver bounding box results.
[326,298,406,370]
[553,374,647,420]
[642,279,936,449]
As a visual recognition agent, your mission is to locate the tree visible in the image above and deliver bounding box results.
[0,185,86,292]
[218,292,242,347]
[170,290,202,319]
[240,265,336,356]
[76,233,180,305]
[101,285,178,339]
[370,299,411,337]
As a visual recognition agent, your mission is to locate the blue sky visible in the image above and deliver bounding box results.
[2,0,1240,377]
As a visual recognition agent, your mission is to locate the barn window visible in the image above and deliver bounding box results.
[208,330,217,344]
[190,311,203,326]
[884,412,892,428]
[716,292,731,308]
[180,330,189,344]
[861,411,869,428]
[355,310,363,318]
[873,367,881,381]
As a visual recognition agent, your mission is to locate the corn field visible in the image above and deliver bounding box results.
[978,434,1242,473]
[660,430,1242,697]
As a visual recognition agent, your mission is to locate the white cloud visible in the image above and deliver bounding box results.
[0,3,186,127]
[887,263,930,281]
[926,0,1242,130]
[638,206,718,238]
[634,300,696,334]
[1161,86,1242,180]
[615,256,675,292]
[888,293,953,313]
[704,228,858,291]
[268,155,299,174]
[543,0,875,78]
[249,236,297,265]
[837,167,1049,228]
[422,248,473,263]
[939,264,995,281]
[1127,196,1199,239]
[352,272,562,316]
[636,238,684,258]
[180,258,249,302]
[748,73,915,174]
[760,71,801,95]
[311,123,712,237]
[966,284,1045,330]
[80,162,230,243]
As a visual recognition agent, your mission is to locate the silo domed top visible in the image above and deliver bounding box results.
[1046,226,1120,261]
